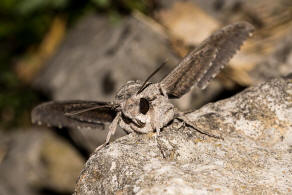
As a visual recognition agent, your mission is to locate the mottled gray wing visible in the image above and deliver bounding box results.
[31,100,117,130]
[160,21,254,98]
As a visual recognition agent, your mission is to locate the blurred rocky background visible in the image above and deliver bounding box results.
[0,0,291,194]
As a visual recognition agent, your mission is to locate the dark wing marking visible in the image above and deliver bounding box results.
[160,21,255,98]
[31,100,117,130]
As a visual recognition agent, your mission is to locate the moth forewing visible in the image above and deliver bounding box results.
[160,21,255,98]
[31,100,117,130]
[160,46,218,98]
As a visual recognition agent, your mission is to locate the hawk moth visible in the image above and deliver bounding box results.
[32,21,254,150]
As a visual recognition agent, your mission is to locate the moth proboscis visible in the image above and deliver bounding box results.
[31,21,255,150]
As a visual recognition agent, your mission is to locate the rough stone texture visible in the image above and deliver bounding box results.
[74,76,292,194]
[0,128,84,195]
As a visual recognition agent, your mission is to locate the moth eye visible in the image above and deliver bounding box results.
[139,98,150,115]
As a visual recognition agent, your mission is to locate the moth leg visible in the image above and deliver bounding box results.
[95,112,121,151]
[177,113,223,140]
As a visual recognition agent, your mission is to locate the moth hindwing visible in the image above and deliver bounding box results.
[31,21,254,150]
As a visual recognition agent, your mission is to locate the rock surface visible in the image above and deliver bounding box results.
[74,76,292,194]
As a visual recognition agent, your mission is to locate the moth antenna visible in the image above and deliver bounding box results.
[65,104,116,116]
[137,60,168,94]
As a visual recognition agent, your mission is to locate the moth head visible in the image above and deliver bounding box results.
[118,82,175,134]
[118,95,150,132]
[120,93,152,119]
[116,81,159,132]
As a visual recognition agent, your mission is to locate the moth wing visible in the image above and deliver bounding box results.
[160,21,255,98]
[31,100,117,130]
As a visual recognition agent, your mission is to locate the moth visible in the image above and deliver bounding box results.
[32,21,254,150]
